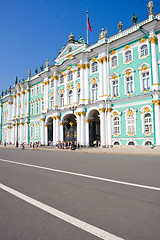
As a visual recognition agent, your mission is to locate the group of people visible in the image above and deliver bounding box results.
[29,141,41,150]
[49,140,78,149]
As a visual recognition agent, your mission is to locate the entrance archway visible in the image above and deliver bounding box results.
[47,117,53,143]
[63,114,77,142]
[88,109,100,147]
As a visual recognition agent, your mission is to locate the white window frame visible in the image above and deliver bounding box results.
[60,94,64,107]
[110,76,119,98]
[41,100,44,111]
[140,106,153,135]
[50,96,54,109]
[123,48,133,64]
[41,84,44,93]
[92,83,98,101]
[138,63,151,93]
[60,75,64,84]
[36,86,39,95]
[68,71,73,81]
[30,103,34,115]
[123,68,135,96]
[31,88,34,97]
[91,61,98,74]
[77,68,80,78]
[30,125,33,139]
[35,101,39,114]
[113,116,120,135]
[110,55,118,68]
[138,40,149,59]
[124,108,136,136]
[51,79,54,88]
[68,90,73,105]
[77,88,81,103]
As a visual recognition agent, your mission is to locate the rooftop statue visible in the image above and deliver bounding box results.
[28,68,31,78]
[132,13,138,25]
[68,33,75,43]
[98,28,107,40]
[78,36,85,44]
[147,0,154,15]
[45,59,49,68]
[118,21,123,32]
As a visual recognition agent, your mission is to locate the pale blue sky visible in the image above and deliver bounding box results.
[0,0,159,93]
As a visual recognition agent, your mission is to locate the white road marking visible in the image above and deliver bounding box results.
[0,158,160,191]
[0,183,124,240]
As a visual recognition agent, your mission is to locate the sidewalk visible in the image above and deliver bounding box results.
[1,144,160,155]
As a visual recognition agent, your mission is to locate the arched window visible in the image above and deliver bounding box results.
[140,45,148,57]
[111,56,117,67]
[128,141,135,145]
[92,83,98,101]
[77,88,81,103]
[125,50,132,62]
[92,62,98,73]
[60,94,64,107]
[127,115,135,134]
[77,68,80,78]
[69,90,73,105]
[60,75,64,84]
[144,113,152,133]
[145,141,152,145]
[113,117,120,134]
[50,96,54,109]
[68,71,73,81]
[114,141,120,145]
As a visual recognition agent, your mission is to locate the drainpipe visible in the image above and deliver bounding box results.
[138,27,156,148]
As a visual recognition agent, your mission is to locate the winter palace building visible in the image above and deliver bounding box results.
[1,7,160,147]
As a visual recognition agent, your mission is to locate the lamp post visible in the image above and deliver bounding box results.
[69,106,77,150]
[16,119,19,147]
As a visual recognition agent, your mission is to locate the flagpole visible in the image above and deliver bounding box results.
[86,11,88,45]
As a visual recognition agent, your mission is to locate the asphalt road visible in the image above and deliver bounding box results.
[0,148,160,240]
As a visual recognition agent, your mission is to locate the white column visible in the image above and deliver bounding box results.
[100,109,106,147]
[25,120,29,145]
[80,63,85,105]
[76,113,81,146]
[53,117,56,145]
[85,119,89,147]
[84,63,90,104]
[12,95,16,119]
[11,122,15,144]
[107,106,112,146]
[98,58,103,98]
[80,112,85,146]
[149,36,159,91]
[54,74,58,108]
[60,122,64,142]
[20,90,25,117]
[44,78,49,110]
[26,89,29,117]
[153,100,160,146]
[64,73,68,107]
[45,123,48,145]
[20,120,24,143]
[103,57,108,97]
[73,70,77,105]
[16,92,20,118]
[56,116,60,142]
[40,117,45,145]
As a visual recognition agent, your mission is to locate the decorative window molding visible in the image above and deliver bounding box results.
[139,43,149,59]
[138,63,151,93]
[60,75,64,84]
[68,71,73,81]
[110,73,120,98]
[122,68,135,96]
[91,83,98,101]
[77,68,80,78]
[111,110,121,136]
[110,55,118,69]
[124,108,136,136]
[123,46,133,64]
[139,105,153,136]
[90,61,98,74]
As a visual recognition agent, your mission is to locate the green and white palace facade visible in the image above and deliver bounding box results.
[1,12,160,147]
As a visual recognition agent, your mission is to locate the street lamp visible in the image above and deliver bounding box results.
[16,119,19,147]
[69,106,77,150]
